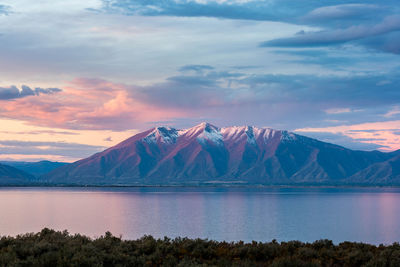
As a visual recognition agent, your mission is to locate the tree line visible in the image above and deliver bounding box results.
[0,228,399,266]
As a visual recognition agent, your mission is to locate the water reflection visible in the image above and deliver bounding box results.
[0,187,400,244]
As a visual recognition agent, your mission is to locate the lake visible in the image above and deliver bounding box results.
[0,187,400,245]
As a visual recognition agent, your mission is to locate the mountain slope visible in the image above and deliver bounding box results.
[349,155,400,184]
[0,161,68,177]
[42,123,395,185]
[0,163,35,185]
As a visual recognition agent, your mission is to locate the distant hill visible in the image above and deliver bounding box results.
[0,163,35,185]
[0,161,68,178]
[42,123,400,186]
[349,154,400,184]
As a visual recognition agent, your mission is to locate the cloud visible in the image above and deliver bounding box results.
[362,31,400,54]
[101,0,292,21]
[133,68,246,109]
[302,4,381,23]
[0,63,399,132]
[384,106,400,118]
[100,0,398,25]
[126,67,400,132]
[0,6,309,87]
[2,0,397,95]
[236,73,400,108]
[296,120,400,151]
[0,130,79,135]
[261,15,400,48]
[103,136,113,142]
[0,85,62,100]
[99,1,400,56]
[0,78,183,130]
[0,140,105,161]
[253,2,400,54]
[324,108,351,114]
[0,4,10,15]
[179,64,214,73]
[376,80,392,86]
[0,118,138,157]
[293,131,383,151]
[230,65,261,70]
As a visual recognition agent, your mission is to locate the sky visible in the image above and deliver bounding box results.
[0,0,399,162]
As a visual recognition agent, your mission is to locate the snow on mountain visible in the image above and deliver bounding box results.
[42,122,398,185]
[139,123,281,146]
[196,123,223,145]
[144,127,178,144]
[142,123,280,145]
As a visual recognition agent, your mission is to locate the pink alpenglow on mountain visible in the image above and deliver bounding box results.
[43,123,400,185]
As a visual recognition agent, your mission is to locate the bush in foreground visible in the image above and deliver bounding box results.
[0,228,400,266]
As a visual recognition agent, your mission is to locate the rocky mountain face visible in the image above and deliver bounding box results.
[42,123,399,185]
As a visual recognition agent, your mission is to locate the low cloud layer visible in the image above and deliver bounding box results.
[0,78,182,130]
[296,121,400,151]
[261,15,400,49]
[133,66,400,117]
[302,4,381,22]
[0,66,399,147]
[0,85,61,100]
[0,140,105,162]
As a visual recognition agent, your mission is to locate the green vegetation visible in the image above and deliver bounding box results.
[1,229,400,266]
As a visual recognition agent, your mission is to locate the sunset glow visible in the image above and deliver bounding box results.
[1,0,399,161]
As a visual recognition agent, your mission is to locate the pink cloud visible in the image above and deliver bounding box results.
[384,106,400,118]
[324,108,351,114]
[296,120,400,152]
[0,78,185,130]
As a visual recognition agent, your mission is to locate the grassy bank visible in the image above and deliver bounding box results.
[0,228,399,266]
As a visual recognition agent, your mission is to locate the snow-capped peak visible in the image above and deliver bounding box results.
[220,125,280,144]
[221,126,251,143]
[144,126,178,144]
[194,122,219,131]
[191,122,223,145]
[141,123,290,146]
[178,122,218,138]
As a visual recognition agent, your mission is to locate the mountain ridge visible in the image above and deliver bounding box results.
[0,161,68,178]
[42,122,399,186]
[0,163,35,185]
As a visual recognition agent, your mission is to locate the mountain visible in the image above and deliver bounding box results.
[42,122,398,186]
[0,161,68,177]
[349,154,400,184]
[0,163,35,185]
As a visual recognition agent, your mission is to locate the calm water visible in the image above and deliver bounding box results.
[0,187,400,244]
